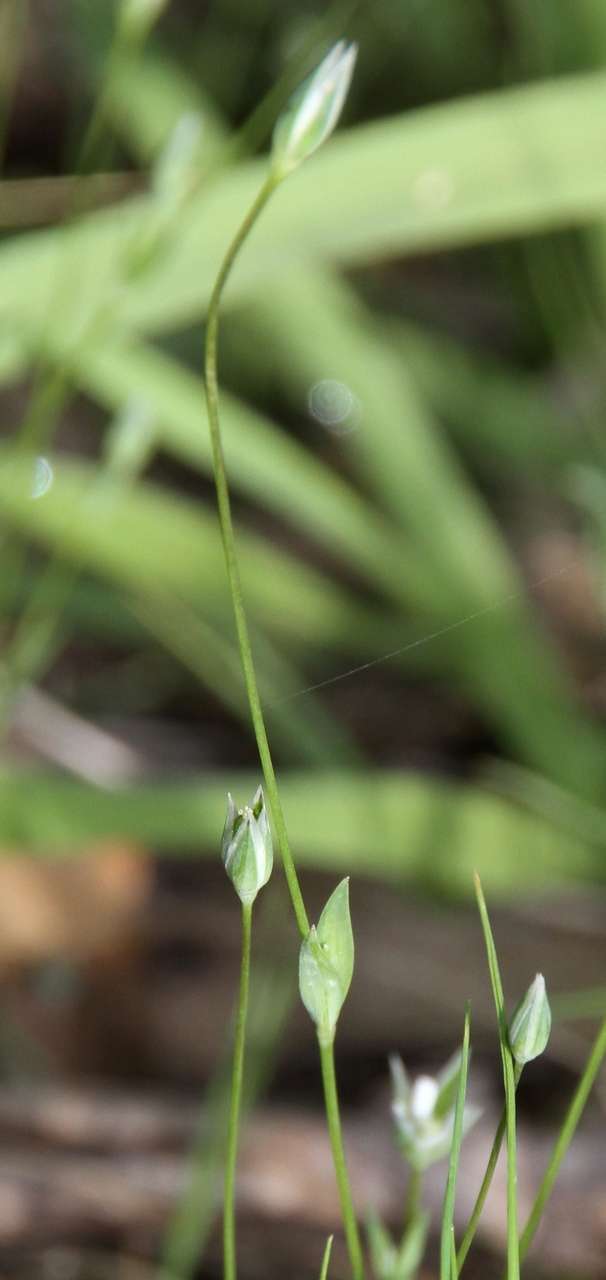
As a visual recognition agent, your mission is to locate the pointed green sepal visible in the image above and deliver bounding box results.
[509,973,552,1065]
[299,878,354,1044]
[367,1210,429,1280]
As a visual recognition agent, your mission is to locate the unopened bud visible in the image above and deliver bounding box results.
[509,973,551,1065]
[221,786,273,906]
[299,878,354,1045]
[271,41,357,181]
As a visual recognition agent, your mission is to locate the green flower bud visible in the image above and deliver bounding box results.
[221,786,273,906]
[271,41,358,181]
[299,878,354,1045]
[509,973,551,1065]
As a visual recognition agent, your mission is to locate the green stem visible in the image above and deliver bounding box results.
[518,1016,606,1265]
[404,1166,422,1226]
[223,901,253,1280]
[203,174,309,941]
[204,172,363,1279]
[502,1018,519,1280]
[319,1037,365,1280]
[457,1063,523,1272]
[473,875,519,1280]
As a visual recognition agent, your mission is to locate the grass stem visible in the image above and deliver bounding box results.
[457,1063,523,1272]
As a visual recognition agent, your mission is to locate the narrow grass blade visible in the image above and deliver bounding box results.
[457,1063,523,1272]
[440,1004,471,1280]
[473,875,519,1280]
[518,1016,606,1265]
[319,1235,334,1280]
[450,1226,458,1280]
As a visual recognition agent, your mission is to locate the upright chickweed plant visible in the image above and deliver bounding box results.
[204,42,606,1280]
[205,40,363,1280]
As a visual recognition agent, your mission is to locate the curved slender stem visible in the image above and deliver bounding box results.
[319,1037,365,1280]
[204,174,309,940]
[223,901,253,1280]
[457,1063,523,1272]
[204,170,363,1279]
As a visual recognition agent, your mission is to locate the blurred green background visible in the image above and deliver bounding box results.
[1,1,606,1276]
[2,0,606,890]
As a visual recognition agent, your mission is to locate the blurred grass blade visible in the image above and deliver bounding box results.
[391,320,581,476]
[0,447,382,655]
[71,336,424,601]
[6,73,606,335]
[0,768,602,896]
[106,49,226,163]
[440,1005,470,1280]
[248,267,606,797]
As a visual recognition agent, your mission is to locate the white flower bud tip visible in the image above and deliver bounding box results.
[271,40,358,180]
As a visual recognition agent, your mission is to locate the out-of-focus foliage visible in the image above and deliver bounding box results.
[2,0,606,895]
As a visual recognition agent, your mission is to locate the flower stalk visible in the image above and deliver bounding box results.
[204,43,362,1278]
[223,900,253,1280]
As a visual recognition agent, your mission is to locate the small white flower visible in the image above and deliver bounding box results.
[390,1050,480,1171]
